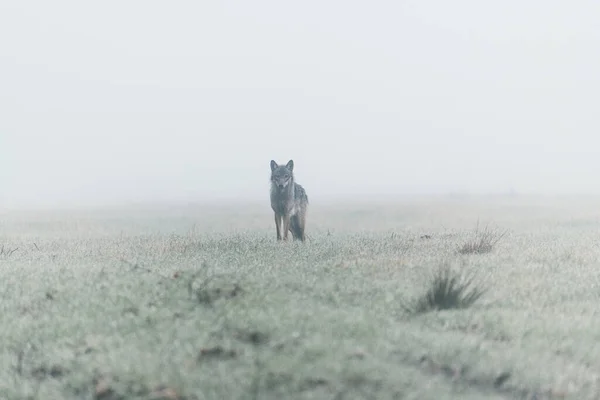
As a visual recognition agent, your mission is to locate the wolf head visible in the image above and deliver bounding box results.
[270,160,294,190]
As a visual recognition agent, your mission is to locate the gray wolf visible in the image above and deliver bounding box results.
[270,159,309,242]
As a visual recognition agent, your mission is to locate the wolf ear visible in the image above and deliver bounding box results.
[270,160,278,171]
[286,160,294,171]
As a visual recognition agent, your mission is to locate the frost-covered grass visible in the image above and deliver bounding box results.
[2,196,600,399]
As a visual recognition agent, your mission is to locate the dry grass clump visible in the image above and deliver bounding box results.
[458,221,507,255]
[404,264,486,314]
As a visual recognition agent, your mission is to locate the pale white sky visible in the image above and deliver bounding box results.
[2,1,600,207]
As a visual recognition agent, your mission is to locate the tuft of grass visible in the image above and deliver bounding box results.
[0,245,19,257]
[187,271,243,306]
[458,220,507,255]
[404,264,486,314]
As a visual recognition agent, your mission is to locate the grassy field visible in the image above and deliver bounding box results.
[2,196,600,399]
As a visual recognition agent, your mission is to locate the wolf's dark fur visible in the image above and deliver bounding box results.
[270,160,309,242]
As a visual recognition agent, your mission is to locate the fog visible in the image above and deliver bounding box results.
[2,1,600,208]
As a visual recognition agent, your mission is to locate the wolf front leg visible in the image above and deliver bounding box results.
[282,214,292,241]
[289,216,299,240]
[274,212,283,240]
[297,211,306,242]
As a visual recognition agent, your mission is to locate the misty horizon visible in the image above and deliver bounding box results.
[3,1,600,209]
